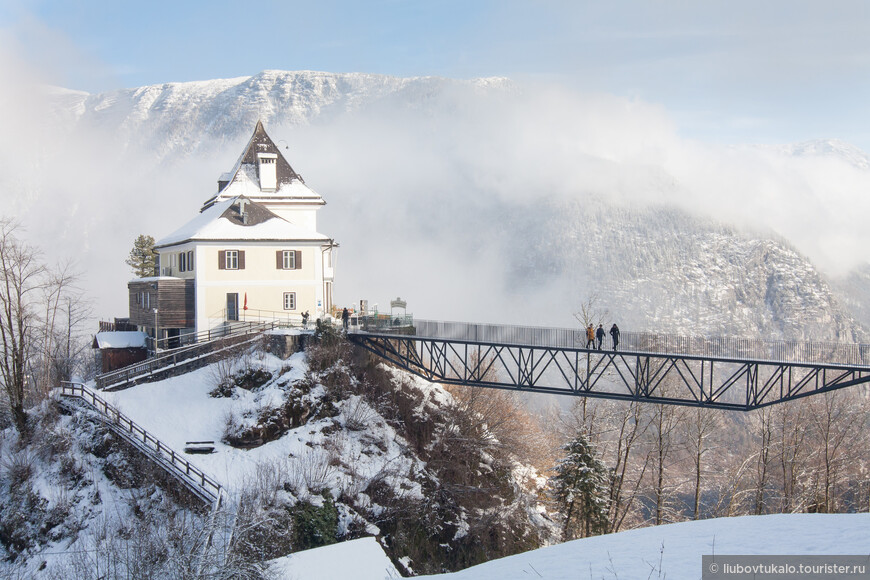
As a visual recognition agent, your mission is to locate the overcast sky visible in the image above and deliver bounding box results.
[1,0,869,150]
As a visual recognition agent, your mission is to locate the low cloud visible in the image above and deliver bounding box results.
[1,47,868,327]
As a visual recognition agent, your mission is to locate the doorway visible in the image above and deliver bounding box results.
[227,293,239,321]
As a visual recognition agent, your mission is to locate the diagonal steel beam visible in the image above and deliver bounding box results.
[348,333,870,411]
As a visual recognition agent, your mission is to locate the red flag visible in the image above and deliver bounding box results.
[243,293,248,310]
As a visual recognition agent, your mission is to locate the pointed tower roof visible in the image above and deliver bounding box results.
[232,120,301,186]
[201,121,324,212]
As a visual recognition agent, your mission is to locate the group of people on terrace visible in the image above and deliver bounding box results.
[585,322,620,351]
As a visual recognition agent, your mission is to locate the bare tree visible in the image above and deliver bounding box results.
[749,406,774,515]
[0,221,43,434]
[0,221,80,435]
[772,400,808,513]
[33,261,85,396]
[804,392,862,513]
[643,391,685,525]
[48,291,91,385]
[684,406,719,519]
[604,400,650,532]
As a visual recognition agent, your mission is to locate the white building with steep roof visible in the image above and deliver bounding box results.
[128,122,336,345]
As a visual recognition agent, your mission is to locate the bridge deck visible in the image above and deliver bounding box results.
[350,320,870,410]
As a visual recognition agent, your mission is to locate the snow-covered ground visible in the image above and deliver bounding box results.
[416,513,870,579]
[102,351,313,492]
[101,348,423,501]
[271,513,869,580]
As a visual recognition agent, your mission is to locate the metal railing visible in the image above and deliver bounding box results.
[357,314,414,331]
[398,320,870,367]
[96,321,277,390]
[232,307,303,326]
[147,319,284,352]
[59,382,223,506]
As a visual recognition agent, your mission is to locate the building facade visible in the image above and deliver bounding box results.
[129,122,336,345]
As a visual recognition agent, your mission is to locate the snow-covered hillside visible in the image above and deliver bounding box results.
[3,325,868,577]
[1,328,559,576]
[7,328,551,576]
[0,399,226,578]
[503,199,861,340]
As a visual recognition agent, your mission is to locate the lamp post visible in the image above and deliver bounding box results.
[153,307,159,352]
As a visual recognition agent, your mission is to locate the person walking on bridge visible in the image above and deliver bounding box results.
[342,307,350,331]
[596,324,605,350]
[610,323,620,351]
[586,324,595,349]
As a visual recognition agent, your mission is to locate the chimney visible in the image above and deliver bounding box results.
[257,153,278,192]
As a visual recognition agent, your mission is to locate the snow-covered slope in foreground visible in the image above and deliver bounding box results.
[268,513,869,579]
[412,513,869,580]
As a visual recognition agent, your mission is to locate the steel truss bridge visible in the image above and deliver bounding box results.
[348,320,870,411]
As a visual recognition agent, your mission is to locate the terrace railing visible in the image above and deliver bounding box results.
[404,320,870,367]
[357,314,415,332]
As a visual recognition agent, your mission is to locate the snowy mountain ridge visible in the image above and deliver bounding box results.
[44,69,513,158]
[768,138,870,170]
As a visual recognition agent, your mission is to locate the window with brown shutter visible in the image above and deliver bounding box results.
[277,250,299,269]
[220,250,241,269]
[295,250,302,269]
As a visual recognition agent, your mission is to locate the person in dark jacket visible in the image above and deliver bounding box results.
[610,323,620,351]
[586,324,595,348]
[596,324,605,350]
[341,307,350,330]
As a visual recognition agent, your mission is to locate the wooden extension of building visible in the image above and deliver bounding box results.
[128,278,195,332]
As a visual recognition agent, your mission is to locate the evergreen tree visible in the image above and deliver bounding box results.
[549,431,611,540]
[126,234,156,278]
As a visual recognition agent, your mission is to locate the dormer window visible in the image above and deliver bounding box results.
[257,152,278,192]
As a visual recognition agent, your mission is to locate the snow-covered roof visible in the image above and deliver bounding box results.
[155,196,331,248]
[93,331,148,349]
[269,537,400,579]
